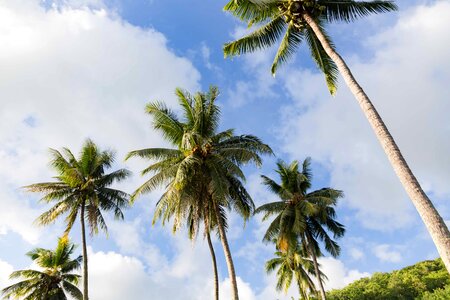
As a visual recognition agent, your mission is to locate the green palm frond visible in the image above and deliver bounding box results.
[305,21,338,95]
[320,0,397,22]
[224,0,279,24]
[146,101,184,145]
[272,24,304,75]
[224,16,286,57]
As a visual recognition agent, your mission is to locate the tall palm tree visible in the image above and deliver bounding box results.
[126,86,273,300]
[24,139,131,300]
[1,237,82,300]
[265,244,324,299]
[255,158,345,299]
[223,0,450,272]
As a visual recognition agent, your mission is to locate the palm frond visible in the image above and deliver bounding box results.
[320,0,397,23]
[224,16,286,58]
[305,24,338,95]
[272,24,304,75]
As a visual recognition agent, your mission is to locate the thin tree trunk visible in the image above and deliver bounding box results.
[213,201,239,300]
[306,234,326,300]
[303,13,450,273]
[206,226,220,300]
[80,204,89,300]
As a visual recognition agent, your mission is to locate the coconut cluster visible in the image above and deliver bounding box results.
[278,0,326,29]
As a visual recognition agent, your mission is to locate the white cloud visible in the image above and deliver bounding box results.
[349,247,365,261]
[220,277,257,300]
[87,247,255,300]
[0,0,200,244]
[318,257,370,291]
[373,244,403,263]
[0,259,14,290]
[278,1,450,230]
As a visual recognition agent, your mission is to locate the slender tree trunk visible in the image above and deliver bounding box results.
[303,13,450,273]
[213,201,239,300]
[206,226,220,300]
[306,234,326,300]
[80,204,89,300]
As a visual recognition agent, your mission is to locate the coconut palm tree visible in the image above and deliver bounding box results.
[126,86,273,300]
[24,140,131,300]
[1,237,82,300]
[265,244,324,299]
[255,158,344,299]
[223,0,450,272]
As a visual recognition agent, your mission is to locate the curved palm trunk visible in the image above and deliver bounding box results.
[80,204,89,300]
[213,201,239,300]
[305,234,326,300]
[206,229,220,300]
[303,13,450,273]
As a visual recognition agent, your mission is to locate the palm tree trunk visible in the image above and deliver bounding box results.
[80,204,89,300]
[306,234,326,300]
[303,13,450,273]
[213,201,239,300]
[206,227,220,300]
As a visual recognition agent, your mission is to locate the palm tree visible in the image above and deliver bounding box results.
[1,237,82,300]
[265,244,324,299]
[255,158,345,299]
[24,139,131,300]
[126,86,273,300]
[223,0,450,272]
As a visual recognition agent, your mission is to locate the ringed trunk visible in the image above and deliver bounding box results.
[303,13,450,273]
[213,201,239,300]
[206,228,220,300]
[80,204,89,300]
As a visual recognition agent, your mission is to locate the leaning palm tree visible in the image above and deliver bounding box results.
[223,0,450,272]
[127,86,273,300]
[24,140,131,300]
[265,244,324,299]
[1,237,82,300]
[256,158,344,299]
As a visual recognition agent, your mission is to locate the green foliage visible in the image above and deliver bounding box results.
[421,285,450,300]
[327,259,450,300]
[1,237,82,300]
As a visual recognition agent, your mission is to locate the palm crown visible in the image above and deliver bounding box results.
[1,237,82,300]
[265,244,325,298]
[256,158,345,255]
[223,0,397,94]
[25,139,131,235]
[127,86,273,235]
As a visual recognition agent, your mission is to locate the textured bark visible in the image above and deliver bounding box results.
[206,228,220,300]
[306,234,326,300]
[80,204,89,300]
[213,201,239,300]
[303,13,450,273]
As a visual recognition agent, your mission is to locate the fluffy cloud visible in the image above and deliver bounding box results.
[87,246,256,300]
[0,0,200,244]
[319,257,371,291]
[373,244,403,263]
[0,259,14,290]
[278,1,450,230]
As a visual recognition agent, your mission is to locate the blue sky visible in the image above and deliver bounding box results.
[0,0,449,298]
